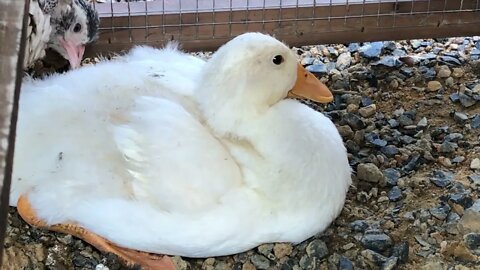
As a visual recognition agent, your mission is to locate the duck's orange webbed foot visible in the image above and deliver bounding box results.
[17,195,176,270]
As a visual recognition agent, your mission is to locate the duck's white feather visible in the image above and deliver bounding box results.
[12,34,351,257]
[12,45,204,206]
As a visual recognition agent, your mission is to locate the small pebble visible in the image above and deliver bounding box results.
[384,168,401,186]
[427,81,442,91]
[429,203,451,220]
[338,256,354,270]
[361,249,387,266]
[273,243,293,259]
[470,158,480,170]
[392,242,409,264]
[306,239,329,259]
[452,67,465,78]
[358,104,377,118]
[459,93,476,107]
[463,233,480,251]
[350,220,369,232]
[382,256,399,270]
[430,170,454,187]
[250,255,270,270]
[360,230,393,252]
[454,112,468,124]
[357,163,385,184]
[388,186,403,202]
[471,115,480,129]
[437,65,451,78]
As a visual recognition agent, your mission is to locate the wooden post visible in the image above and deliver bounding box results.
[0,0,29,264]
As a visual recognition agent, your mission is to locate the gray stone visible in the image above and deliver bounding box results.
[357,163,385,184]
[250,255,270,270]
[417,117,428,129]
[459,93,476,107]
[449,192,473,209]
[306,64,328,74]
[430,170,453,188]
[361,230,393,252]
[444,132,463,142]
[361,249,387,266]
[381,145,399,157]
[471,115,480,129]
[439,141,457,153]
[419,66,436,80]
[372,56,402,68]
[470,158,480,170]
[452,67,465,78]
[450,92,460,102]
[359,42,384,59]
[347,43,360,52]
[338,256,354,270]
[384,168,401,186]
[398,114,414,126]
[452,156,465,163]
[410,40,422,49]
[306,239,329,259]
[468,174,480,184]
[459,200,480,233]
[427,81,442,92]
[388,119,400,128]
[301,57,315,66]
[361,96,374,107]
[358,104,377,118]
[388,186,402,202]
[436,65,451,78]
[381,257,398,270]
[336,52,352,70]
[350,220,369,232]
[429,203,451,220]
[454,112,468,124]
[343,113,366,130]
[439,55,462,66]
[384,41,397,51]
[464,233,480,252]
[365,132,387,147]
[392,242,409,264]
[337,125,354,139]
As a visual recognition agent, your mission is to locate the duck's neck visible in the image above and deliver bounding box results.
[195,83,271,138]
[206,99,350,210]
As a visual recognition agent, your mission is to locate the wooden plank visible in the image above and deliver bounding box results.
[0,0,28,265]
[87,19,480,55]
[86,0,480,55]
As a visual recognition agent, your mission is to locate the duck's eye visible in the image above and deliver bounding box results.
[73,23,82,33]
[272,55,284,65]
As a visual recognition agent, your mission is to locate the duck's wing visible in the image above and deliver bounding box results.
[112,96,243,212]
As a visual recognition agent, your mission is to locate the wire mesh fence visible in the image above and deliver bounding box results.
[77,0,480,56]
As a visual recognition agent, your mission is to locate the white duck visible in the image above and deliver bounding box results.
[11,33,351,269]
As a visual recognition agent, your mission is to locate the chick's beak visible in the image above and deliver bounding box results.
[287,63,333,103]
[60,39,85,69]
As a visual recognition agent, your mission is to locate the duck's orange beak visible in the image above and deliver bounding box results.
[287,63,333,103]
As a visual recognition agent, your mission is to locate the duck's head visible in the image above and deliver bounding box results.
[195,32,333,134]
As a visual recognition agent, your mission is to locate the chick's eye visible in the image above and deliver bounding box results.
[272,55,284,65]
[73,23,82,33]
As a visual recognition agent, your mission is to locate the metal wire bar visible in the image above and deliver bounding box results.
[88,0,480,54]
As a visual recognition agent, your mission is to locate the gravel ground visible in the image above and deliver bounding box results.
[4,36,480,270]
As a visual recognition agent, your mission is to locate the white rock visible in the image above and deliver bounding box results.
[471,158,480,170]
